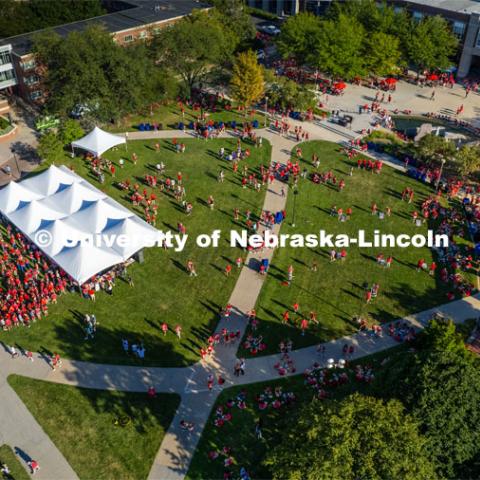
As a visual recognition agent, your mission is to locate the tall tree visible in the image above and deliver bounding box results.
[265,393,435,480]
[210,0,256,46]
[59,119,84,145]
[276,13,322,65]
[230,50,264,110]
[33,26,156,122]
[457,145,480,177]
[153,11,233,95]
[364,32,402,76]
[314,15,365,79]
[415,133,457,167]
[0,0,104,37]
[408,15,458,71]
[37,131,64,163]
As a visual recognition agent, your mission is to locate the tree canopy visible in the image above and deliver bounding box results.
[275,1,458,77]
[33,26,165,122]
[0,0,105,38]
[408,15,458,71]
[152,11,233,95]
[230,50,265,109]
[265,393,436,480]
[275,13,322,66]
[399,319,480,477]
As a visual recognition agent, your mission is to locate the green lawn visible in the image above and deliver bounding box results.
[1,138,271,366]
[109,102,265,133]
[8,375,180,480]
[187,345,409,480]
[239,140,477,357]
[0,445,29,480]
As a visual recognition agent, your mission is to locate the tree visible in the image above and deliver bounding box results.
[0,0,104,37]
[37,131,64,163]
[153,11,233,95]
[408,15,458,71]
[457,145,480,177]
[415,134,456,167]
[276,13,322,65]
[59,119,84,145]
[34,26,157,122]
[265,393,436,480]
[364,32,402,76]
[230,50,264,109]
[313,15,365,79]
[406,350,480,476]
[210,0,256,47]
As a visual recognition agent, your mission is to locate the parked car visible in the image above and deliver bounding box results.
[258,24,280,36]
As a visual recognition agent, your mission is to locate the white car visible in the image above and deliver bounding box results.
[259,24,280,36]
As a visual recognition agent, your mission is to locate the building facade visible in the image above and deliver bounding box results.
[0,0,207,106]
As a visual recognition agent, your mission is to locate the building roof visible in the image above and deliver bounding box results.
[402,0,480,15]
[0,0,208,57]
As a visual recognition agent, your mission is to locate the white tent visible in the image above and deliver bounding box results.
[71,126,126,157]
[0,165,159,284]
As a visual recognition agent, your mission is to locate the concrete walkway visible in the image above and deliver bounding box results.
[0,124,479,479]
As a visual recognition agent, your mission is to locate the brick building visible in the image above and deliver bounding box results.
[0,0,208,105]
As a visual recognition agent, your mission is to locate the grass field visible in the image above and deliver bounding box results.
[109,102,265,133]
[0,445,29,480]
[9,375,180,480]
[1,138,271,366]
[187,345,409,480]
[239,140,477,357]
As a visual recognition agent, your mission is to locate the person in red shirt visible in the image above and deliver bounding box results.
[365,290,372,304]
[429,262,437,276]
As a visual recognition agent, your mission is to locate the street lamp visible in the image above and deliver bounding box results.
[264,96,269,128]
[291,183,299,227]
[10,146,20,179]
[436,158,446,192]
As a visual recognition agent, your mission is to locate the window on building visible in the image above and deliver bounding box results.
[0,51,12,66]
[124,34,134,42]
[21,59,36,70]
[24,75,40,86]
[0,70,15,82]
[394,6,403,14]
[452,21,466,39]
[412,11,423,21]
[153,28,161,35]
[139,30,147,39]
[30,90,42,100]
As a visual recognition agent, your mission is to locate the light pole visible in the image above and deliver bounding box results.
[10,146,20,179]
[264,96,268,128]
[436,158,446,192]
[291,183,299,227]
